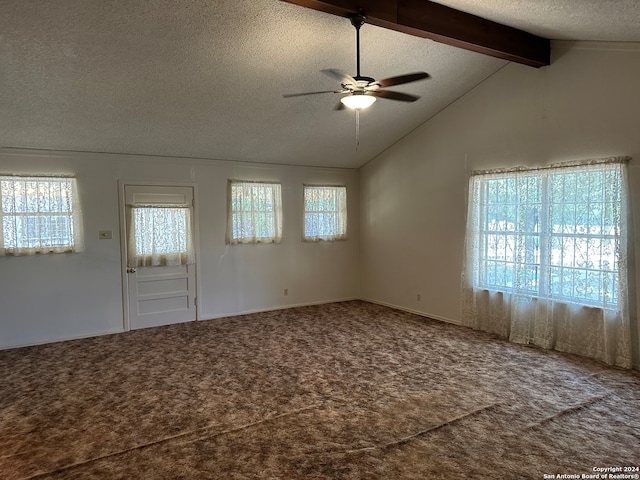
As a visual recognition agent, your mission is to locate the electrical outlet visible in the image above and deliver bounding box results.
[99,230,113,240]
[284,288,289,296]
[417,293,421,301]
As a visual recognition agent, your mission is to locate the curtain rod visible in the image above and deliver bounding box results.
[471,155,631,176]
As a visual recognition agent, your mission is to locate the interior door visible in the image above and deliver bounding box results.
[123,185,196,330]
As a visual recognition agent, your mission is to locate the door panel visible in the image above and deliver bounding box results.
[124,185,196,330]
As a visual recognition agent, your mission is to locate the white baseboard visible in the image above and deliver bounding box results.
[0,328,126,351]
[1,299,358,351]
[359,297,463,326]
[199,297,360,322]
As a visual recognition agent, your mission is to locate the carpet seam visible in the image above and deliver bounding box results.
[21,403,324,480]
[344,402,503,454]
[525,395,609,429]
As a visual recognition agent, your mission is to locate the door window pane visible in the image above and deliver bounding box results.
[128,205,194,266]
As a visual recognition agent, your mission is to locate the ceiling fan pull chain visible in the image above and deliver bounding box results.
[355,109,360,150]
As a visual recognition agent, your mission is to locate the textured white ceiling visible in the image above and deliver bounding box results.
[1,0,639,168]
[434,0,640,42]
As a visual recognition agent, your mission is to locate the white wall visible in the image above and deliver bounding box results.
[0,151,360,348]
[359,42,640,366]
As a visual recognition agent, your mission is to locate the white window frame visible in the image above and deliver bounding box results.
[303,185,347,242]
[0,175,84,256]
[227,180,282,245]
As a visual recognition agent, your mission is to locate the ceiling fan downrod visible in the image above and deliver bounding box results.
[350,13,373,83]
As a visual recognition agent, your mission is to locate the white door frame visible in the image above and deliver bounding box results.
[118,180,201,331]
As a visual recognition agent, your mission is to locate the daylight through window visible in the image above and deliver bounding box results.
[303,185,347,241]
[128,205,194,267]
[0,175,84,256]
[227,180,282,244]
[467,160,626,308]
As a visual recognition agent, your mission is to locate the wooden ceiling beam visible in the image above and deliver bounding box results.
[280,0,550,67]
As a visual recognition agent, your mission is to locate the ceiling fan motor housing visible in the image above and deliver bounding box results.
[343,76,377,92]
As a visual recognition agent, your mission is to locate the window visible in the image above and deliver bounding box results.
[227,180,282,244]
[466,159,627,308]
[0,175,84,256]
[303,185,347,241]
[462,157,632,368]
[128,206,194,267]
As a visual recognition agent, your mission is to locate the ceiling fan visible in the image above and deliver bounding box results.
[283,13,431,110]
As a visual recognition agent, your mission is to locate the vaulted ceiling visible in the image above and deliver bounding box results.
[2,0,639,168]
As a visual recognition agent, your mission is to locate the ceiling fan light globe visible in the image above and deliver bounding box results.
[340,94,376,110]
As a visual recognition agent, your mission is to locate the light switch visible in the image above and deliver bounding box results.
[99,230,113,240]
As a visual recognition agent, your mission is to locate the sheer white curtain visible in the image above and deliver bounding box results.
[303,185,347,241]
[0,175,84,256]
[461,157,632,368]
[127,204,194,267]
[227,181,282,245]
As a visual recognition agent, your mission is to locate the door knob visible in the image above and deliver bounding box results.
[127,267,137,273]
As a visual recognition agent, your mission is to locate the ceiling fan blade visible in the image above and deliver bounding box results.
[374,72,430,88]
[321,69,357,87]
[283,90,344,98]
[370,90,420,102]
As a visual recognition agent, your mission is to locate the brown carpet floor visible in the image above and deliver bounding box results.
[1,300,639,479]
